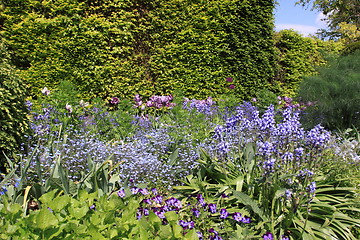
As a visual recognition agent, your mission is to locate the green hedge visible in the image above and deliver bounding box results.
[1,0,275,101]
[0,41,29,172]
[272,29,343,97]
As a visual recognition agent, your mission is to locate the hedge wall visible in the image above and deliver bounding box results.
[272,29,343,97]
[1,0,276,101]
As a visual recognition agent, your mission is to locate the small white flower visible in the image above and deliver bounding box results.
[41,87,50,95]
[65,103,73,113]
[79,100,89,108]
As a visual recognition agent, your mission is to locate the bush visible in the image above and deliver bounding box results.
[297,50,360,130]
[0,42,29,173]
[273,29,343,97]
[1,0,276,101]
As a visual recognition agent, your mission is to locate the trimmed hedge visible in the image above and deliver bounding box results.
[272,29,343,97]
[0,41,29,172]
[1,0,275,101]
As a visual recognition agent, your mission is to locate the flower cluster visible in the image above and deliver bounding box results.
[182,97,217,115]
[207,102,331,176]
[118,188,252,240]
[277,96,313,111]
[134,94,176,110]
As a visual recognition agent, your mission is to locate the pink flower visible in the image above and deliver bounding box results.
[41,87,50,96]
[229,84,235,89]
[110,97,120,105]
[65,103,73,113]
[226,77,233,82]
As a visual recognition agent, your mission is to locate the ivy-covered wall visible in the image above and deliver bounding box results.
[1,0,276,101]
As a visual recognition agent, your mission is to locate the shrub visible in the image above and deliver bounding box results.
[0,42,29,173]
[1,0,276,101]
[273,29,343,97]
[297,50,360,130]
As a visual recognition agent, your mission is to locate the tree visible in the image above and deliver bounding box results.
[296,0,360,39]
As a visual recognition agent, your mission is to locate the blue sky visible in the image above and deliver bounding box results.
[274,0,328,36]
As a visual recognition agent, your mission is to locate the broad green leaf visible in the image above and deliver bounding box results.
[35,208,59,230]
[233,191,268,222]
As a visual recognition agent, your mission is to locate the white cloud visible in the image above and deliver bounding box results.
[275,23,319,36]
[315,12,329,28]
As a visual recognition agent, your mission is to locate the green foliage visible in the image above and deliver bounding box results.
[149,0,276,100]
[1,0,276,101]
[342,40,360,55]
[297,50,360,130]
[273,29,342,97]
[0,189,187,239]
[296,0,360,38]
[0,41,29,172]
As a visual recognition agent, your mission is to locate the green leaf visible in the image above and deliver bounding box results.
[35,208,59,230]
[232,191,268,222]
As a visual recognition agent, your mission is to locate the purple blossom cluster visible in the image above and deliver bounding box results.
[206,102,331,176]
[182,97,217,115]
[118,188,251,239]
[22,107,199,185]
[134,94,176,110]
[277,96,314,111]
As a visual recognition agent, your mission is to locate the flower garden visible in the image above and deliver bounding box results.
[1,89,359,240]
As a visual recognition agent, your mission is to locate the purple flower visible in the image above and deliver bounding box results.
[192,208,200,218]
[209,228,218,235]
[263,232,274,240]
[142,199,151,204]
[226,77,233,82]
[208,203,217,214]
[143,208,149,216]
[151,188,158,195]
[219,208,229,219]
[131,187,139,194]
[282,236,290,240]
[117,189,126,198]
[155,210,166,219]
[241,216,251,223]
[233,212,243,222]
[139,188,149,195]
[179,220,188,228]
[229,84,235,89]
[152,195,163,204]
[89,204,96,210]
[110,97,120,105]
[307,182,316,194]
[197,194,207,207]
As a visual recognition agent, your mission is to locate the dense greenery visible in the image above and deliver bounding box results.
[0,42,29,172]
[0,1,359,239]
[273,29,342,96]
[0,0,275,101]
[297,50,360,130]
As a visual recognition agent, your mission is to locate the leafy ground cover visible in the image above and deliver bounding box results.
[1,91,359,239]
